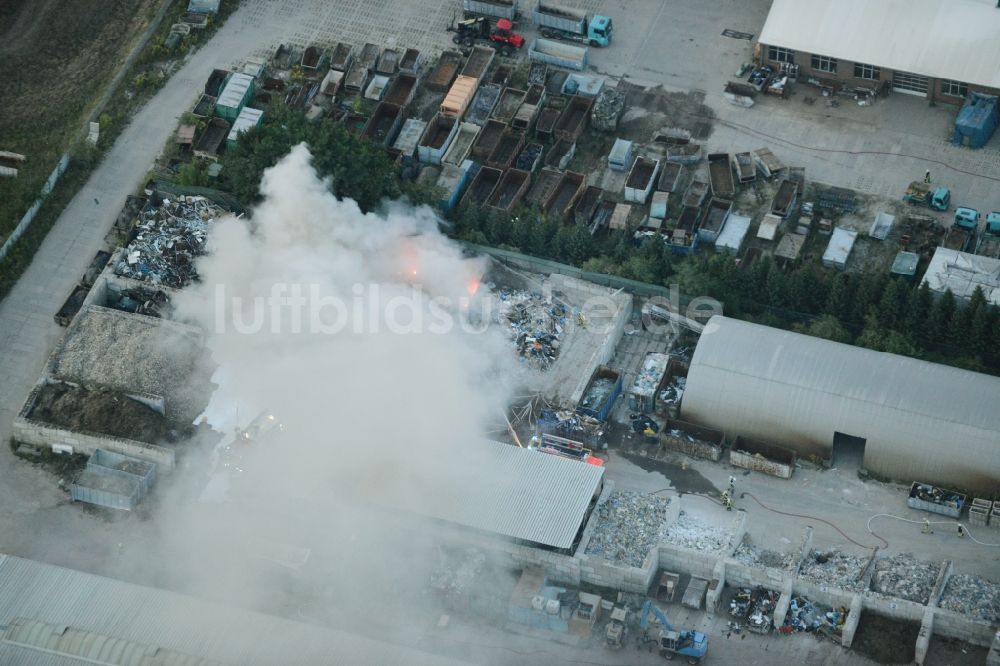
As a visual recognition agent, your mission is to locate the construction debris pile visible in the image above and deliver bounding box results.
[591,89,626,132]
[657,375,685,408]
[430,547,487,601]
[729,587,779,634]
[115,197,226,288]
[664,510,734,553]
[585,491,672,567]
[870,553,937,604]
[537,409,605,446]
[939,574,1000,623]
[799,550,869,593]
[733,536,796,570]
[495,289,568,370]
[780,596,848,635]
[631,353,668,398]
[28,381,180,444]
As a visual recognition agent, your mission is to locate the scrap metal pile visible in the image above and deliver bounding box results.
[780,596,848,635]
[591,88,626,132]
[584,491,672,567]
[871,553,937,604]
[657,375,685,408]
[631,353,668,398]
[495,289,568,370]
[115,196,226,288]
[105,286,170,318]
[537,409,605,446]
[939,574,1000,623]
[664,510,734,553]
[799,550,869,593]
[729,587,779,634]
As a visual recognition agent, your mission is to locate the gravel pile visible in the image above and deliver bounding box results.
[585,491,672,567]
[799,550,870,592]
[940,574,1000,623]
[871,553,938,604]
[664,510,734,553]
[733,537,796,570]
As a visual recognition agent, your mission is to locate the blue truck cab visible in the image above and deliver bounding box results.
[954,207,980,231]
[589,15,613,46]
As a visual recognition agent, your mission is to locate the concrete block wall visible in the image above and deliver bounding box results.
[579,553,656,594]
[915,607,934,666]
[840,594,864,647]
[932,608,998,646]
[12,416,175,471]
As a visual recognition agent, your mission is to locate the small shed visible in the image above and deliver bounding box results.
[608,139,633,171]
[890,251,920,279]
[715,212,751,253]
[756,213,781,241]
[822,226,859,270]
[226,107,263,147]
[215,73,255,122]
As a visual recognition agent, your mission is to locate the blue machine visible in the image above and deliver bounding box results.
[953,93,999,149]
[639,601,708,663]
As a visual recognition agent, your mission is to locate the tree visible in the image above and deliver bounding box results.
[824,273,852,321]
[877,278,910,330]
[905,281,934,347]
[804,314,852,343]
[928,289,956,346]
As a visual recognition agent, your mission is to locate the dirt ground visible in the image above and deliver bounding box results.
[27,382,183,444]
[852,613,919,664]
[0,0,158,235]
[924,636,991,666]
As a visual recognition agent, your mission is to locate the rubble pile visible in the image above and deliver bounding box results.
[585,491,672,567]
[537,409,605,447]
[657,375,685,408]
[115,197,226,288]
[871,553,937,604]
[799,550,869,592]
[495,289,568,370]
[664,510,734,553]
[729,587,779,634]
[631,353,668,398]
[780,596,848,634]
[733,537,796,570]
[940,574,1000,623]
[430,547,487,599]
[591,88,626,132]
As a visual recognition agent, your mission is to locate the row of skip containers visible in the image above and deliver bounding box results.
[189,68,265,159]
[70,448,158,511]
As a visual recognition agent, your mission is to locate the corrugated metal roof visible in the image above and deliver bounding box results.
[412,441,604,549]
[759,0,1000,89]
[216,73,253,110]
[688,316,1000,435]
[227,107,263,142]
[922,247,1000,304]
[0,555,470,666]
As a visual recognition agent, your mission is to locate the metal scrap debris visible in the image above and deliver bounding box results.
[585,491,672,567]
[664,510,735,553]
[730,587,779,634]
[495,289,568,370]
[658,375,685,407]
[591,88,626,132]
[115,196,226,288]
[780,596,848,635]
[940,574,1000,623]
[871,553,937,604]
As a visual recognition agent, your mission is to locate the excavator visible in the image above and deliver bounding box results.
[639,601,708,663]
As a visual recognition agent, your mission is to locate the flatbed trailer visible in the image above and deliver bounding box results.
[708,152,735,198]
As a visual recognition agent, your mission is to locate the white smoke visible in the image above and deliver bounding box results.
[148,144,519,616]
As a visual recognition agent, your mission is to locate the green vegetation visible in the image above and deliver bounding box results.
[449,202,1000,375]
[0,1,239,303]
[220,101,438,212]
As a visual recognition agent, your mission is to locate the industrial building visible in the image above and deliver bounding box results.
[0,554,465,666]
[681,316,1000,492]
[922,247,1000,304]
[758,0,1000,103]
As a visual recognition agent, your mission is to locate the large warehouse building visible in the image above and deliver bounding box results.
[758,0,1000,104]
[681,317,1000,492]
